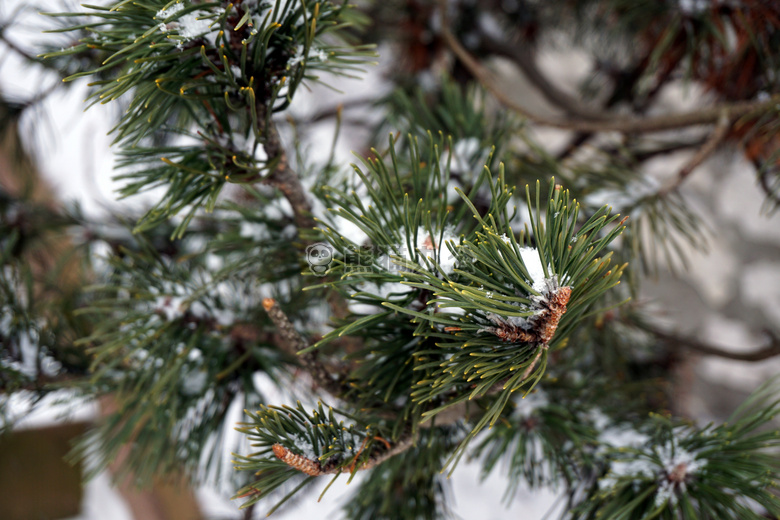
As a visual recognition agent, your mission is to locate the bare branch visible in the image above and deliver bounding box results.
[242,503,255,520]
[757,164,780,211]
[659,110,732,196]
[478,32,608,122]
[261,297,346,394]
[256,116,353,321]
[304,96,377,125]
[259,115,315,231]
[647,325,780,362]
[439,23,779,134]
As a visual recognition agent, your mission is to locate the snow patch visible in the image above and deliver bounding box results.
[154,294,187,321]
[156,2,222,47]
[414,225,459,274]
[518,247,549,294]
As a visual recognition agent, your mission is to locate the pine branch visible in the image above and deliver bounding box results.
[342,427,456,520]
[271,433,415,475]
[439,18,780,134]
[21,3,780,518]
[256,111,355,326]
[352,434,416,470]
[578,400,780,519]
[234,403,418,510]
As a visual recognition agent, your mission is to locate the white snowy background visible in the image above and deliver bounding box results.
[1,1,778,519]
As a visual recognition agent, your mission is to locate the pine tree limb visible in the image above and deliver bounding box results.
[439,18,780,134]
[241,503,255,520]
[257,115,353,322]
[354,434,416,470]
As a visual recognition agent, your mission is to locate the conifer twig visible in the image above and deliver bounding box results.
[438,15,779,134]
[257,115,353,322]
[259,116,315,231]
[261,298,345,394]
[271,433,416,476]
[480,285,571,383]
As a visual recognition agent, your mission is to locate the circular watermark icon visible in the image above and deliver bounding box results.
[305,242,334,276]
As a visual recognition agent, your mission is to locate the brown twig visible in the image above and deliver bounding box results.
[556,44,684,160]
[256,111,352,321]
[658,110,731,196]
[258,114,316,231]
[611,138,709,164]
[439,21,779,134]
[757,166,780,210]
[261,298,345,395]
[242,502,255,520]
[646,325,780,362]
[271,433,417,476]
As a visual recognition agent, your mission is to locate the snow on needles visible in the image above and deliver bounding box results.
[598,431,706,508]
[415,225,459,274]
[518,247,549,294]
[352,226,459,306]
[157,2,222,46]
[497,236,553,294]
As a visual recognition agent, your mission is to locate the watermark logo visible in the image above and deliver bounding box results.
[305,242,334,276]
[305,240,463,277]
